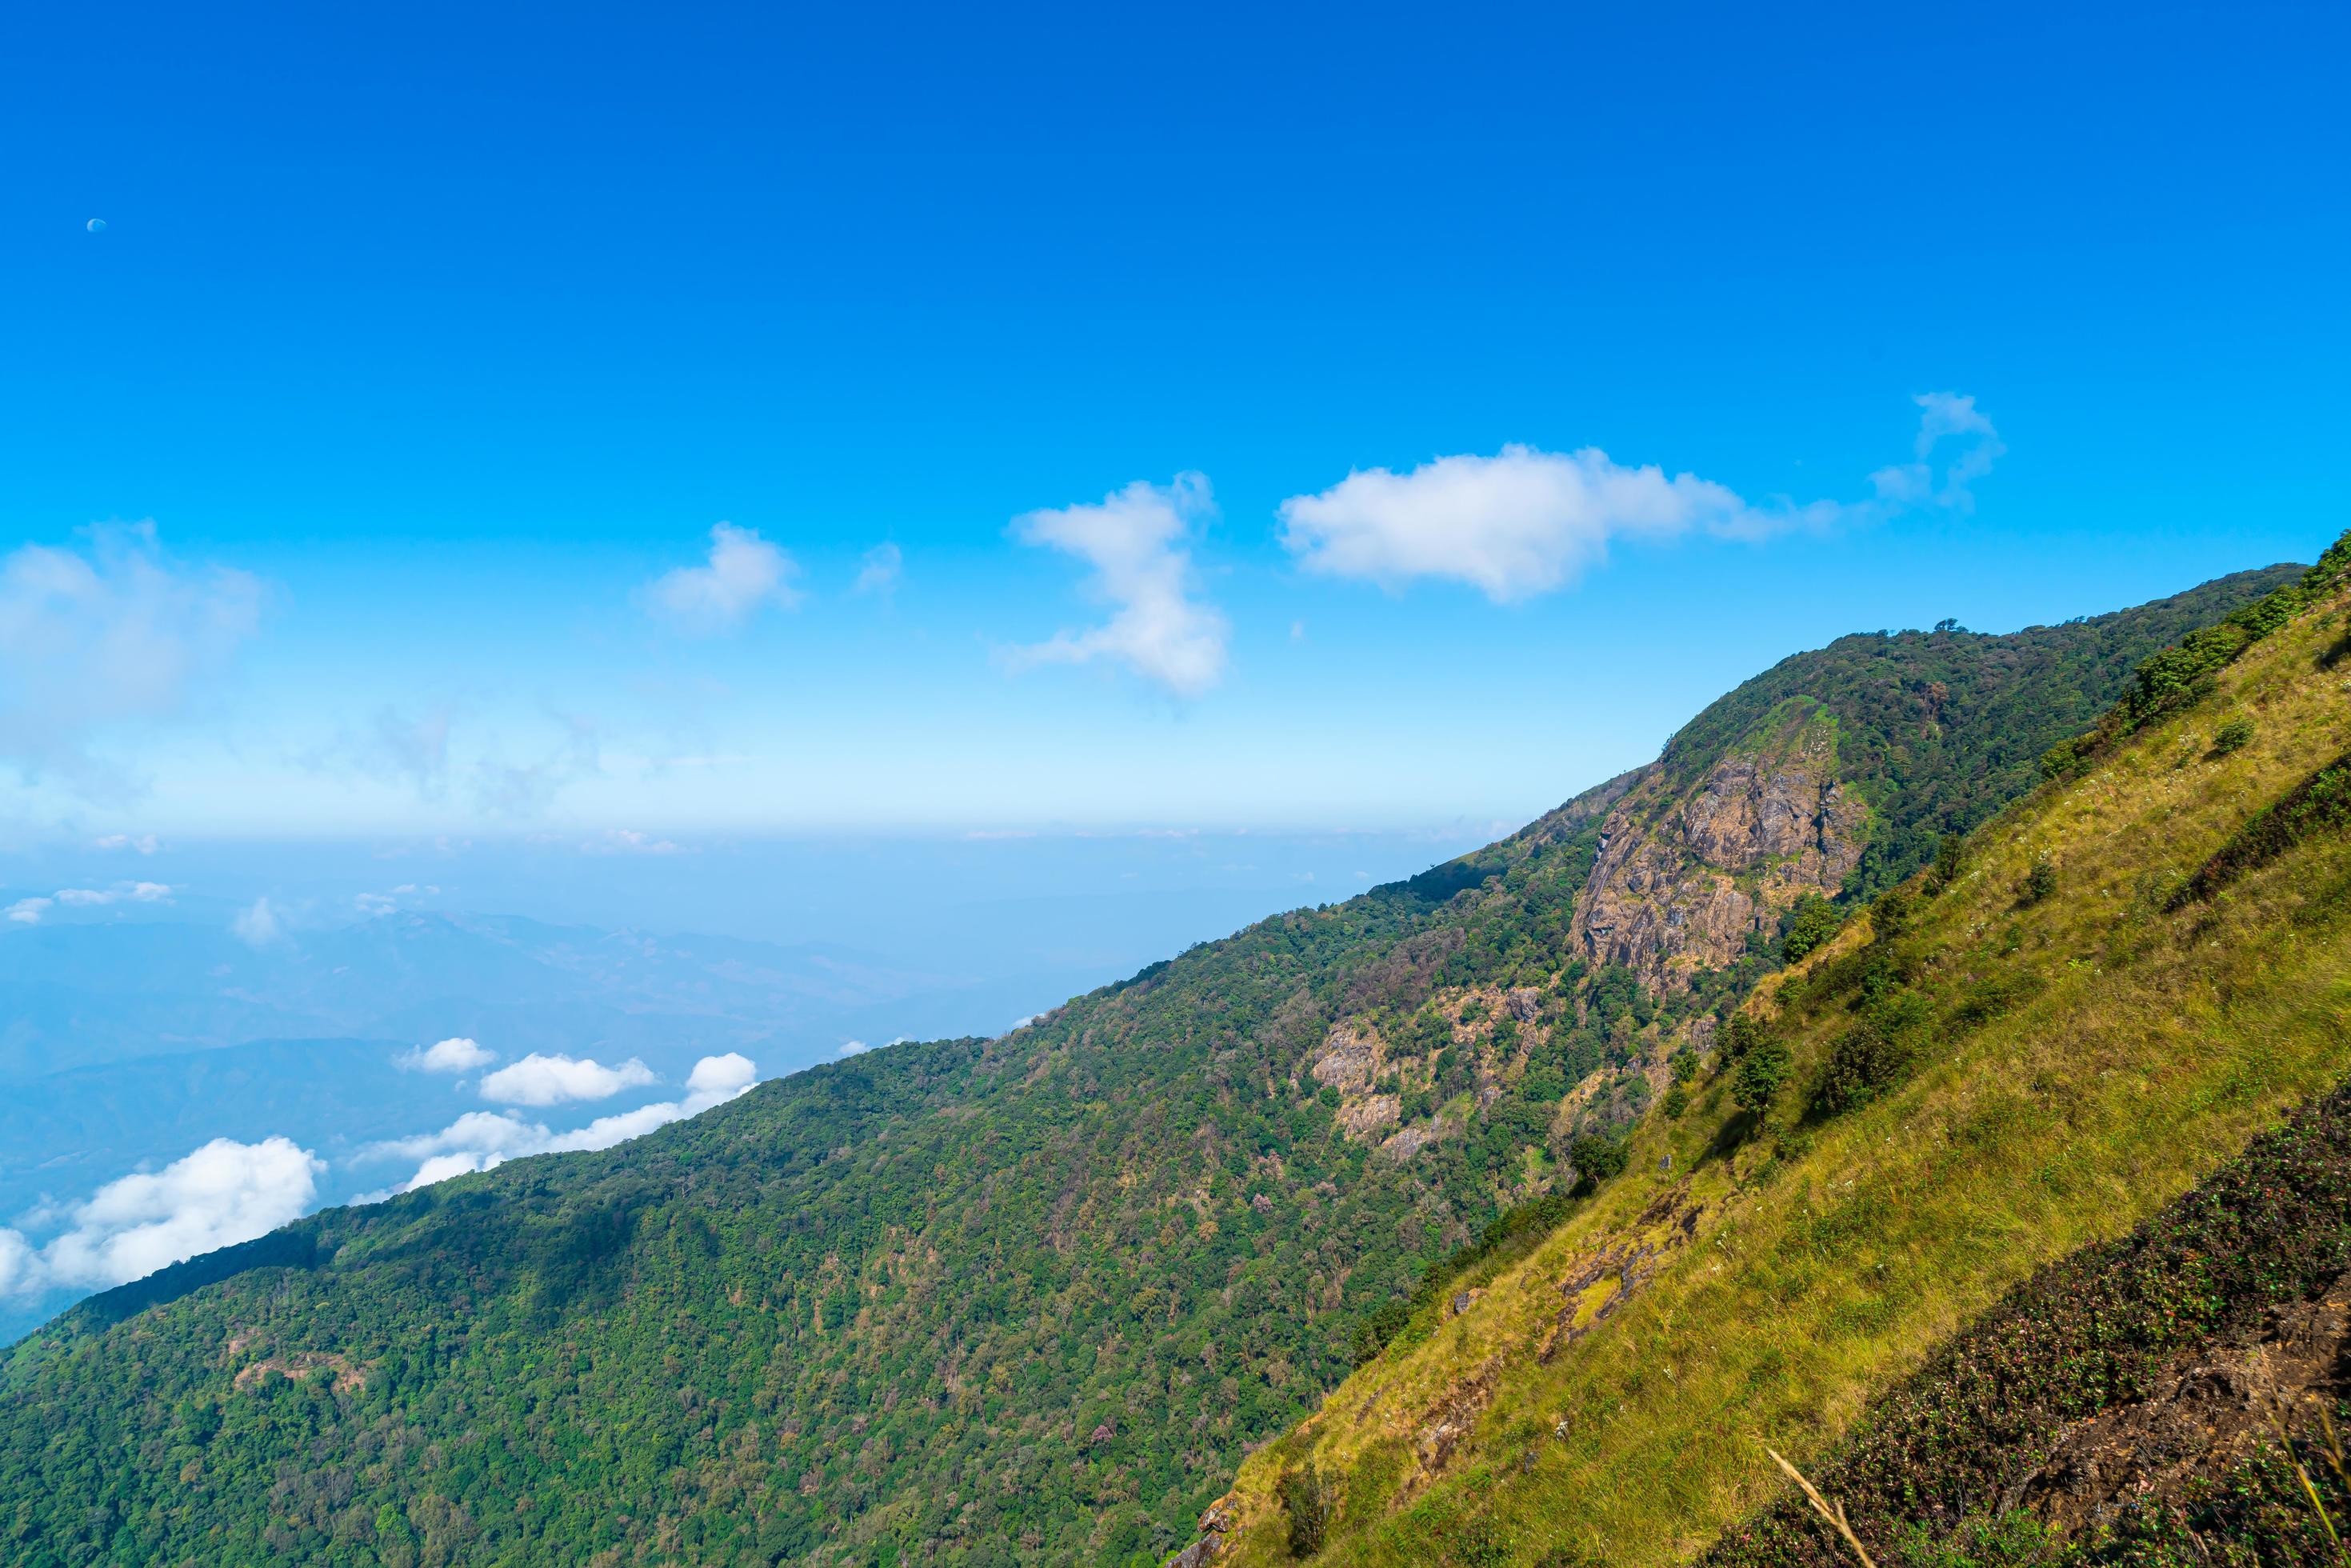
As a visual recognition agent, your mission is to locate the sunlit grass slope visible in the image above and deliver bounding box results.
[1217,574,2351,1566]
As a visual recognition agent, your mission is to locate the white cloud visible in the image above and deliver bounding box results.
[372,1109,550,1166]
[478,1051,657,1106]
[231,896,280,946]
[685,1053,758,1099]
[369,1054,759,1194]
[93,833,160,854]
[1006,474,1229,697]
[0,522,266,802]
[854,542,903,595]
[396,1036,495,1074]
[836,1039,870,1057]
[403,1152,494,1189]
[0,1136,322,1296]
[49,881,171,909]
[6,897,52,925]
[0,1227,35,1294]
[1277,394,2004,602]
[646,523,801,634]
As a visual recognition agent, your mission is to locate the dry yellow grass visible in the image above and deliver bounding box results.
[1216,586,2351,1566]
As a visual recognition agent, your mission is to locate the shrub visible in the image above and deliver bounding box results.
[1568,1130,1631,1192]
[1661,1082,1689,1118]
[2213,717,2256,754]
[1811,1018,1919,1116]
[2021,858,2058,905]
[1669,1050,1699,1085]
[1349,1298,1411,1365]
[1871,885,1917,942]
[1279,1462,1333,1557]
[1732,1028,1792,1119]
[1780,897,1843,964]
[1927,833,1968,894]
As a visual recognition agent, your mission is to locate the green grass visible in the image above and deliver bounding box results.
[1216,581,2351,1567]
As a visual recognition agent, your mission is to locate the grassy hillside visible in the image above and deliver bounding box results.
[1209,550,2351,1564]
[0,566,2305,1568]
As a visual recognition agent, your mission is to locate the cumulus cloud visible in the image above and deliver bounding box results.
[367,1053,759,1194]
[836,1039,870,1057]
[0,522,266,801]
[396,1036,495,1074]
[646,523,801,634]
[1277,394,2004,602]
[684,1053,757,1098]
[478,1052,657,1106]
[231,896,280,946]
[854,542,902,595]
[0,1136,322,1297]
[1006,474,1229,697]
[6,897,51,925]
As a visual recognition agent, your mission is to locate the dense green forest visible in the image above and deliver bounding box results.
[0,564,2301,1568]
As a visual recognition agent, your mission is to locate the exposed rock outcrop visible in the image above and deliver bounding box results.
[1570,707,1865,991]
[1309,1022,1380,1094]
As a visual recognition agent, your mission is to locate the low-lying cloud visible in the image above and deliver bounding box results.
[367,1052,759,1194]
[396,1036,496,1074]
[0,1136,322,1297]
[2,882,173,925]
[1277,393,2003,602]
[478,1051,658,1106]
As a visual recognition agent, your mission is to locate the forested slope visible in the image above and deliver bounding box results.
[0,563,2305,1568]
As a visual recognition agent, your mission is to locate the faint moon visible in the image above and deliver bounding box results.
[86,218,106,234]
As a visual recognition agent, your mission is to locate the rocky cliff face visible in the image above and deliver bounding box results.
[1570,705,1865,992]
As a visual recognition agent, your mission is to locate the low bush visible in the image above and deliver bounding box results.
[1280,1462,1333,1558]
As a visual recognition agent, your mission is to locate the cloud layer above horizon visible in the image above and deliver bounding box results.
[4,393,2010,826]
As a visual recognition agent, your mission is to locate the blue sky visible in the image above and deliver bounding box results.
[4,0,2345,843]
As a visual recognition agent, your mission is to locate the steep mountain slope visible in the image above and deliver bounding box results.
[1203,544,2351,1565]
[0,563,2306,1568]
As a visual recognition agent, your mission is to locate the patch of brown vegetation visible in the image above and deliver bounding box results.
[233,1353,367,1394]
[2021,1271,2351,1535]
